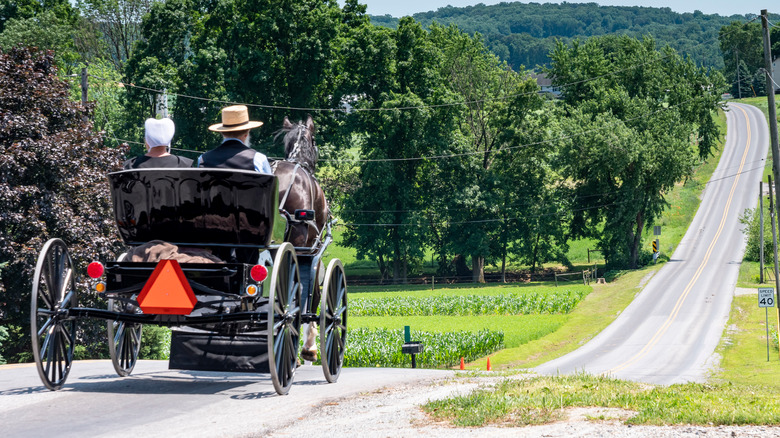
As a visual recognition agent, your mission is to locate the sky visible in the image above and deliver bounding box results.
[352,1,773,18]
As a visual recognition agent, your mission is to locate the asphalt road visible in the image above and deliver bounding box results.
[0,360,452,438]
[536,102,769,384]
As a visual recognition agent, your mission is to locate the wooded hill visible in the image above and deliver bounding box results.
[370,2,759,70]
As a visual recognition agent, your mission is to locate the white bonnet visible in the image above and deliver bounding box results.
[144,118,175,149]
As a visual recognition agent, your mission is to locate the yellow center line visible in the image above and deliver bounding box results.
[605,105,753,376]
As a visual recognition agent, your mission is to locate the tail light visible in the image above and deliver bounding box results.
[87,261,104,279]
[250,265,268,282]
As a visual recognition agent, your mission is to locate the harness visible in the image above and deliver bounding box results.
[272,160,327,249]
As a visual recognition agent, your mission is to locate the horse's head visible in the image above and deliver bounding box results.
[280,115,318,173]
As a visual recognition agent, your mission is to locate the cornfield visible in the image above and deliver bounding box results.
[344,327,504,368]
[350,290,588,317]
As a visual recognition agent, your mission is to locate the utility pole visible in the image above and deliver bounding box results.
[735,46,741,99]
[80,65,88,104]
[769,176,780,355]
[763,9,780,218]
[761,181,765,283]
[763,10,780,352]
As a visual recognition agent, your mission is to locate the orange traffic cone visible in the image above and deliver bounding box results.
[486,357,492,371]
[460,357,465,370]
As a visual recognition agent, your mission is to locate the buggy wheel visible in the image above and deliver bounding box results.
[30,238,77,390]
[267,242,302,395]
[320,259,347,383]
[107,298,143,377]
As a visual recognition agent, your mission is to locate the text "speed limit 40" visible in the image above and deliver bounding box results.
[758,288,775,308]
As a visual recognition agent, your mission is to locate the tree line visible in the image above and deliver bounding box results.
[0,0,725,283]
[371,2,776,72]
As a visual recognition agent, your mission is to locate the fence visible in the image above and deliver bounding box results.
[554,264,600,286]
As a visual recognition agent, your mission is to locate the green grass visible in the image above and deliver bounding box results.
[715,294,780,388]
[423,374,780,427]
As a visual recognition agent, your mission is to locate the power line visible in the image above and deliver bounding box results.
[335,162,766,227]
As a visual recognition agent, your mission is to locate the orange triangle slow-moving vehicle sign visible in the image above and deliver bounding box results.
[137,259,197,315]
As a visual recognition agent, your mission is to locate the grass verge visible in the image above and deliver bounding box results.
[424,374,780,426]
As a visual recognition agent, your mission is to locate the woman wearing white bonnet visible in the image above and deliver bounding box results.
[123,118,194,169]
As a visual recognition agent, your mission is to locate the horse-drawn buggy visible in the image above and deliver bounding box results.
[30,165,347,395]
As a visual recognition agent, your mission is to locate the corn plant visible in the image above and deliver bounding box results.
[350,290,588,317]
[344,327,504,368]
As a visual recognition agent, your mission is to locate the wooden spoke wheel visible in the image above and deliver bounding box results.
[319,258,347,383]
[107,298,143,377]
[30,238,77,390]
[267,242,302,395]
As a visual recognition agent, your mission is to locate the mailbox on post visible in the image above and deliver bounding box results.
[402,325,424,368]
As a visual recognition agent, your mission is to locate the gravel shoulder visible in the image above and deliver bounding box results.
[264,374,780,438]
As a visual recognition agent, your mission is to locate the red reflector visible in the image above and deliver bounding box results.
[250,265,268,282]
[137,260,197,315]
[87,262,104,279]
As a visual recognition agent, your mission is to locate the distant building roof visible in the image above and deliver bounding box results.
[529,72,552,87]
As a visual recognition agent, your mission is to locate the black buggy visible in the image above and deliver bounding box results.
[30,168,348,395]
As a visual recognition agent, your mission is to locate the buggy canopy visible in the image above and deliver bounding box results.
[108,168,285,247]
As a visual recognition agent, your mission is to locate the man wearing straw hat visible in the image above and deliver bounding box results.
[197,104,272,173]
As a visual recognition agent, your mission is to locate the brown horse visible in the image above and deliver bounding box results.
[273,116,329,361]
[272,116,329,250]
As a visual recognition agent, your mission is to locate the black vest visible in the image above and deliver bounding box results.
[123,154,193,169]
[199,140,256,170]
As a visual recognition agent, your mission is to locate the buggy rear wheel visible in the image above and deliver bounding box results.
[107,298,143,377]
[267,242,302,395]
[30,238,77,390]
[320,258,347,383]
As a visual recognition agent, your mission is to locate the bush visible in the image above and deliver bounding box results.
[344,327,504,368]
[139,326,171,360]
[0,325,8,364]
[0,47,126,362]
[741,206,774,264]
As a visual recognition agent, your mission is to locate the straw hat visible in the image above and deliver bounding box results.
[208,105,264,132]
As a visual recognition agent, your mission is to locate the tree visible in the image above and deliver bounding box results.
[0,10,78,65]
[76,0,153,71]
[719,21,780,98]
[340,18,458,283]
[549,35,723,268]
[0,47,126,362]
[123,0,347,155]
[427,24,545,282]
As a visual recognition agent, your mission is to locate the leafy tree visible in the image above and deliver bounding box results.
[0,10,79,66]
[549,35,723,268]
[123,0,347,156]
[0,0,78,33]
[719,20,780,98]
[76,0,154,71]
[427,24,545,282]
[341,18,458,283]
[0,47,126,362]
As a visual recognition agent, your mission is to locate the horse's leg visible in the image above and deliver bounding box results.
[302,323,318,362]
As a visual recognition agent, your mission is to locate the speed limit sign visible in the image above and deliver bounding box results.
[758,288,775,308]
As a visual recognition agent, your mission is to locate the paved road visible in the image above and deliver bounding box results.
[536,103,769,384]
[0,360,452,438]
